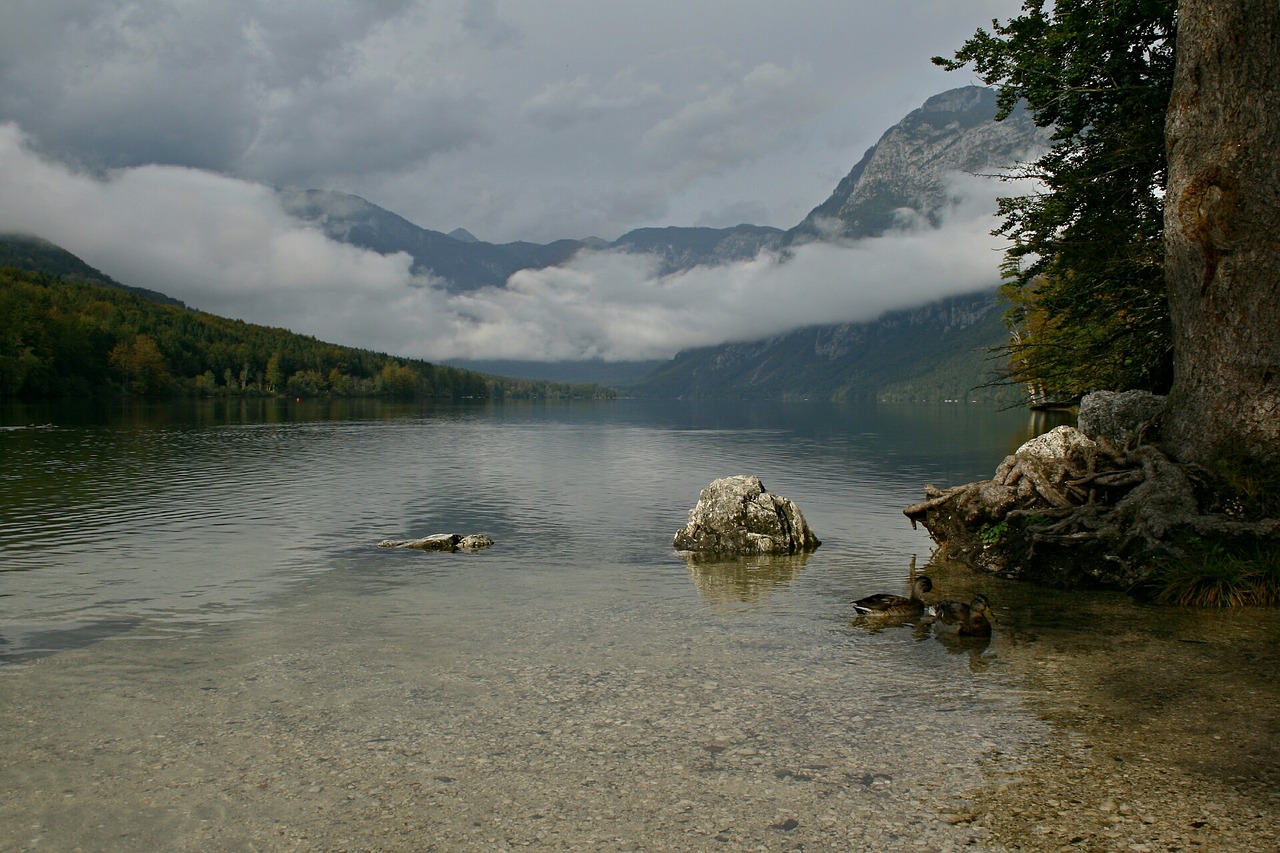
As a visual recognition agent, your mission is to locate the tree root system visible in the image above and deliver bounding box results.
[904,425,1280,592]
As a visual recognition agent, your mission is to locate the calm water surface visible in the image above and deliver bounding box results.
[0,398,1061,658]
[2,398,1275,851]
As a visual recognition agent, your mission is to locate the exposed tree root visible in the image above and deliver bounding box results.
[905,425,1280,592]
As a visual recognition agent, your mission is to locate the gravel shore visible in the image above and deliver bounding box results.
[2,588,1277,852]
[955,612,1280,852]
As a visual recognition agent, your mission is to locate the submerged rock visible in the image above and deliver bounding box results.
[673,475,820,557]
[377,533,494,551]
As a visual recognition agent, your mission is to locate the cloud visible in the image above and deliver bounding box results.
[1,123,1019,365]
[240,82,488,186]
[0,124,439,345]
[440,174,1011,361]
[520,74,661,131]
[0,0,1032,245]
[637,60,824,184]
[0,1,485,183]
[458,0,521,49]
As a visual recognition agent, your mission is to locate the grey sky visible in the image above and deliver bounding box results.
[0,1,1029,362]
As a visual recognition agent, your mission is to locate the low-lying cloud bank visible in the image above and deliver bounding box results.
[1,123,1016,364]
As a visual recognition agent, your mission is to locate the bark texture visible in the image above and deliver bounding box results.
[1163,0,1280,465]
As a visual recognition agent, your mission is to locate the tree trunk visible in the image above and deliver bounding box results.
[1163,0,1280,466]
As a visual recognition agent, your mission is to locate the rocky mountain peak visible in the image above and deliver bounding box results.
[270,86,1048,307]
[918,85,996,120]
[789,85,1050,243]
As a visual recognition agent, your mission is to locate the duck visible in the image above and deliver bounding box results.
[852,576,933,616]
[928,594,995,636]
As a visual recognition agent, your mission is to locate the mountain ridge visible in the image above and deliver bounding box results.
[788,86,1044,243]
[626,289,1018,403]
[6,85,1049,402]
[0,233,187,308]
[278,85,1046,294]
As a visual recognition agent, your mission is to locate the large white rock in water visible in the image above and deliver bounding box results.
[673,475,821,556]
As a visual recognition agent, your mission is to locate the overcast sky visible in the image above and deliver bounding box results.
[0,0,1029,363]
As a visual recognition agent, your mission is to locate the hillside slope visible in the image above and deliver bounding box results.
[627,290,1017,403]
[0,241,609,401]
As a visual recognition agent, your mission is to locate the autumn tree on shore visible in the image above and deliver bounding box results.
[109,333,171,396]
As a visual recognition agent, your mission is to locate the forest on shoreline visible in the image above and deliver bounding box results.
[0,257,613,403]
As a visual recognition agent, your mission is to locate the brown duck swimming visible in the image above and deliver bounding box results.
[852,576,933,616]
[928,594,995,636]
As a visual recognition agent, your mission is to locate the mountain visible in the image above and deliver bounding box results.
[608,224,784,275]
[0,233,186,308]
[788,86,1047,243]
[276,86,1046,296]
[0,246,611,401]
[626,290,1019,403]
[635,85,1051,402]
[277,188,585,292]
[280,186,789,288]
[4,86,1049,401]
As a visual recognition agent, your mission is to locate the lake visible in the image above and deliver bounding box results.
[2,398,1277,851]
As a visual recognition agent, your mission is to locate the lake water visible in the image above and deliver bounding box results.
[2,398,1277,851]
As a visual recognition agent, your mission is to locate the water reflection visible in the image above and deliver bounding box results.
[932,631,994,672]
[846,555,996,673]
[681,552,810,604]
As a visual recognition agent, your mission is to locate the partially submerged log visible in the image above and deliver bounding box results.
[905,393,1280,591]
[378,533,494,552]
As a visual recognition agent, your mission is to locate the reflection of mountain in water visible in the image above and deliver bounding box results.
[683,553,811,604]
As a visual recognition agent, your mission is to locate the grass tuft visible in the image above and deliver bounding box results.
[1151,537,1280,607]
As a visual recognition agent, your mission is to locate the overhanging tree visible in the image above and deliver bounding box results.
[907,0,1279,599]
[934,0,1177,398]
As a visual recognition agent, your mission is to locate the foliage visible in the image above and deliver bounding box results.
[978,520,1010,544]
[0,266,613,402]
[108,334,172,396]
[935,0,1178,398]
[1148,535,1280,607]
